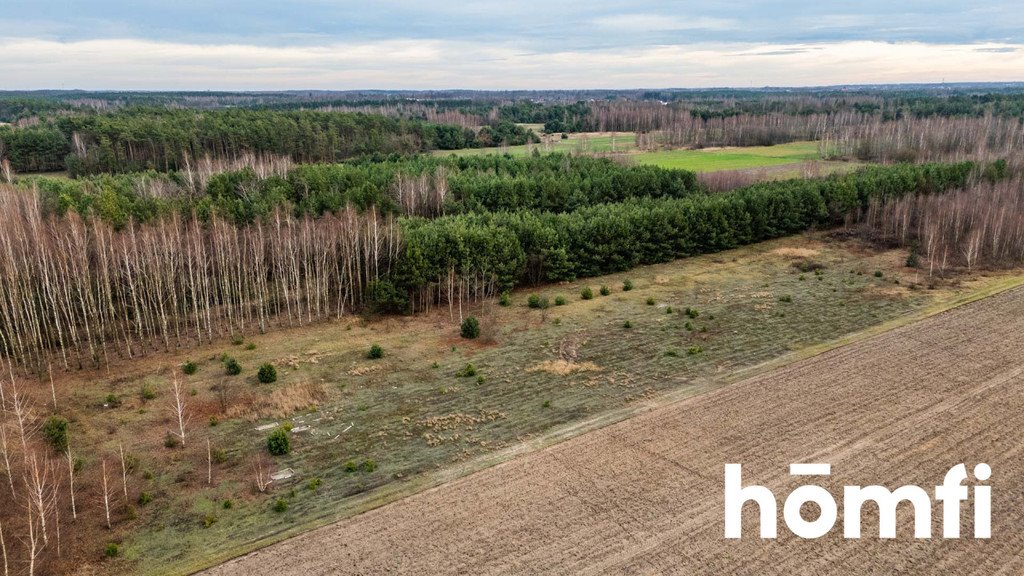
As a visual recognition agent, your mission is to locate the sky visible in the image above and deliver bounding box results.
[1,1,1023,90]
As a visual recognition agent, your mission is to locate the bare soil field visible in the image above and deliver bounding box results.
[204,285,1024,576]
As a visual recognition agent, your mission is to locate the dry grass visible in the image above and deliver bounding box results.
[225,381,329,421]
[527,360,602,376]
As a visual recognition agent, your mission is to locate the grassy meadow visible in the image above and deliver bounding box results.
[53,233,1024,574]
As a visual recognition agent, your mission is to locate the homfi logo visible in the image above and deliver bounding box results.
[724,463,991,539]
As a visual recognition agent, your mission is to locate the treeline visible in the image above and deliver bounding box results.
[0,188,397,370]
[389,162,979,310]
[0,108,534,175]
[860,174,1024,275]
[0,160,990,371]
[26,154,701,225]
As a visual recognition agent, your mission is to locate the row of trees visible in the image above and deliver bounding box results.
[0,109,536,176]
[0,160,989,371]
[26,153,702,225]
[390,162,980,306]
[0,187,397,372]
[860,176,1024,275]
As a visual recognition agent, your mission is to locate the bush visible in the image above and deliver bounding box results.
[361,459,377,473]
[687,346,703,355]
[666,306,673,314]
[554,295,567,306]
[527,294,542,308]
[499,292,511,306]
[364,279,409,314]
[778,295,792,303]
[599,285,611,296]
[622,279,634,291]
[460,316,481,339]
[164,432,180,449]
[42,416,69,452]
[231,335,244,346]
[139,384,157,401]
[267,427,290,456]
[203,514,218,528]
[623,320,632,329]
[224,357,242,375]
[223,499,233,509]
[684,307,699,319]
[646,297,655,306]
[257,363,278,384]
[105,394,121,408]
[181,361,198,375]
[105,543,120,558]
[367,344,384,359]
[272,498,289,513]
[580,287,593,300]
[138,492,153,506]
[874,270,884,278]
[245,342,257,350]
[307,477,323,491]
[457,363,477,377]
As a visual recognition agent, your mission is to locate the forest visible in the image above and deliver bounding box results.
[0,157,986,372]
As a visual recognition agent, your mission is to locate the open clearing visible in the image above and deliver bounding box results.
[63,233,1021,574]
[436,136,847,174]
[205,283,1024,576]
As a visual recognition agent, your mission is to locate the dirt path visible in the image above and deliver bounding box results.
[203,287,1024,575]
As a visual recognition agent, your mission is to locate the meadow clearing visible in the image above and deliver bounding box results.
[52,231,1022,574]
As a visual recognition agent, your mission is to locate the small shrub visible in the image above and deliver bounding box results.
[684,307,699,319]
[580,287,593,300]
[431,362,439,369]
[224,358,242,376]
[599,285,611,296]
[874,270,884,278]
[138,492,153,506]
[664,349,679,357]
[141,470,153,480]
[272,498,288,513]
[42,416,69,452]
[665,306,673,314]
[104,394,121,408]
[476,375,486,385]
[799,274,807,281]
[622,279,634,291]
[245,342,257,350]
[164,432,180,449]
[181,361,198,375]
[906,250,920,268]
[687,346,703,355]
[542,400,551,408]
[209,416,219,427]
[554,295,567,306]
[307,477,323,491]
[457,363,477,377]
[231,335,244,346]
[104,543,120,558]
[266,427,290,456]
[139,384,157,400]
[499,292,511,306]
[223,499,233,509]
[460,316,481,339]
[203,514,218,528]
[257,363,278,384]
[622,320,632,329]
[360,459,377,473]
[684,321,693,331]
[527,294,541,308]
[644,297,655,306]
[778,295,792,303]
[344,460,358,473]
[367,344,384,359]
[211,448,228,464]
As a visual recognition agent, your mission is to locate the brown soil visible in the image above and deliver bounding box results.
[202,287,1024,575]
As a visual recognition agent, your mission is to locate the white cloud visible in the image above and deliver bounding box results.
[0,37,1022,89]
[590,13,738,32]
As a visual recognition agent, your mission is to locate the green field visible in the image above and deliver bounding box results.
[436,135,826,173]
[60,233,1022,575]
[633,141,821,171]
[435,131,638,158]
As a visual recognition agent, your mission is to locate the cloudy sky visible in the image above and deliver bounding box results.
[2,1,1023,89]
